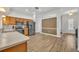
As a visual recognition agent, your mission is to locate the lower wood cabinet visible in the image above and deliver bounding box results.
[0,42,27,52]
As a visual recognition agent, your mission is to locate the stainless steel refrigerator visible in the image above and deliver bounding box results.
[16,22,24,34]
[28,21,35,36]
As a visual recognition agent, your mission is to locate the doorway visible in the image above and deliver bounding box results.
[61,13,78,51]
[61,14,76,34]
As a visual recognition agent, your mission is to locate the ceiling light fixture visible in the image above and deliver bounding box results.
[69,12,73,16]
[64,9,78,16]
[2,15,5,17]
[68,10,75,16]
[0,8,6,12]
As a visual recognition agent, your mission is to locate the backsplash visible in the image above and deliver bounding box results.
[3,25,16,32]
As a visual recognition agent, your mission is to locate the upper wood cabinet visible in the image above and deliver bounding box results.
[3,16,33,25]
[3,16,9,25]
[9,17,16,25]
[24,18,33,22]
[3,16,16,25]
[16,18,25,23]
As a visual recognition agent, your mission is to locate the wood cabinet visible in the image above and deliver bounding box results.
[3,16,10,25]
[3,16,16,25]
[1,42,27,52]
[3,16,33,25]
[10,17,16,25]
[16,18,24,22]
[24,27,29,36]
[25,18,33,22]
[3,16,33,36]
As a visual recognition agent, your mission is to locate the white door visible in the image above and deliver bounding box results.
[61,15,75,34]
[68,19,75,34]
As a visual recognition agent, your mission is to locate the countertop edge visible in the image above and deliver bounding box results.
[0,39,28,51]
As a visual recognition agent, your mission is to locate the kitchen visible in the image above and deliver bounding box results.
[0,7,35,52]
[0,15,36,52]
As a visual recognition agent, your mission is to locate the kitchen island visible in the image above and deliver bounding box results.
[0,31,29,52]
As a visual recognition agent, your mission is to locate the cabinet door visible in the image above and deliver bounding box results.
[27,19,32,22]
[16,18,23,23]
[19,18,23,22]
[10,17,16,25]
[3,16,10,25]
[3,16,16,25]
[24,27,29,36]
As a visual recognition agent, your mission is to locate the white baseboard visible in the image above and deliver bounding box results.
[62,32,75,35]
[40,32,61,38]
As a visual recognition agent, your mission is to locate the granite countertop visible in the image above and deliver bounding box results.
[0,31,29,51]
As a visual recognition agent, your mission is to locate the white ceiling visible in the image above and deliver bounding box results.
[0,7,10,16]
[10,7,60,15]
[1,7,79,17]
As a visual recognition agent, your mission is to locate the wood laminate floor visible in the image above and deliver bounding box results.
[27,33,76,52]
